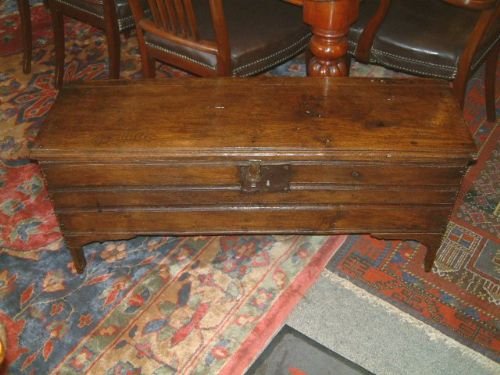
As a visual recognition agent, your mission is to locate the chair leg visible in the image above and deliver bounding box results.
[484,43,498,122]
[136,29,155,78]
[104,23,121,79]
[452,73,468,110]
[51,6,65,88]
[143,54,156,78]
[17,0,32,74]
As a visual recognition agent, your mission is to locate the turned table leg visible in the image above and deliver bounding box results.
[303,0,359,77]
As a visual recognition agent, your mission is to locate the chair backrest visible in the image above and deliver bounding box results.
[129,0,232,75]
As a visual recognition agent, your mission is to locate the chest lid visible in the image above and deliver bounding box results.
[31,77,476,162]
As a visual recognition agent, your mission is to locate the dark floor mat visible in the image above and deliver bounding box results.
[247,325,373,375]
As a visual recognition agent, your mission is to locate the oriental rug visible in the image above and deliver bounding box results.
[0,4,499,373]
[0,195,344,374]
[327,72,500,361]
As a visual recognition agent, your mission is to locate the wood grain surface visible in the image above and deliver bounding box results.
[31,77,477,273]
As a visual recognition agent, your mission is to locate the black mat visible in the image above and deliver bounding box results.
[247,325,373,375]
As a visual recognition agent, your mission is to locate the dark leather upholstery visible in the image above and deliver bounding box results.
[349,0,500,79]
[51,0,141,30]
[144,0,311,76]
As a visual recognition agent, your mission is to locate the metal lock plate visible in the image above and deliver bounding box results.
[240,161,291,193]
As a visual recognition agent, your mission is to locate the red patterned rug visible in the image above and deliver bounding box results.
[0,4,499,372]
[327,81,500,360]
[0,4,52,57]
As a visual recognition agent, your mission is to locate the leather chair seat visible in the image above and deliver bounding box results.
[349,0,500,79]
[51,0,139,30]
[144,0,311,76]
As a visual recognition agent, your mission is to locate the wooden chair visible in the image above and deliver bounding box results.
[349,0,499,121]
[127,0,311,77]
[48,0,140,88]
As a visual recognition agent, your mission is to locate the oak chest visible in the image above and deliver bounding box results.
[31,77,476,273]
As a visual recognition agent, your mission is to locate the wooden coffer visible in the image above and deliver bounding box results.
[30,78,477,273]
